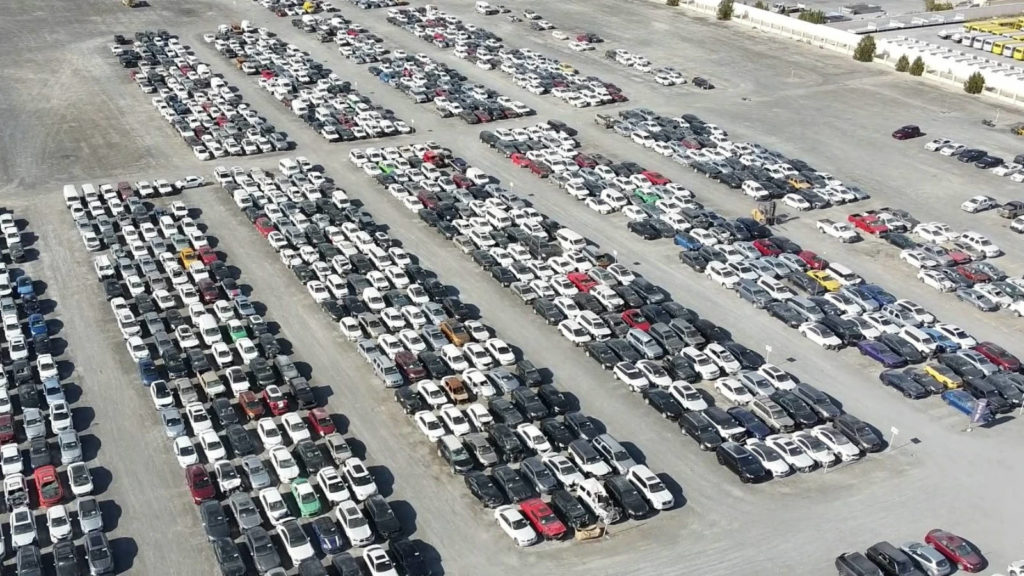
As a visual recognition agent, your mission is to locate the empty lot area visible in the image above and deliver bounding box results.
[2,0,1024,573]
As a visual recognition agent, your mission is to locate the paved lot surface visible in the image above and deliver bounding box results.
[3,0,1024,573]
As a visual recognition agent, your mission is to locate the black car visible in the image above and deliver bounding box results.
[29,437,51,470]
[532,298,566,325]
[584,341,618,369]
[395,386,427,415]
[720,341,763,369]
[510,388,549,421]
[727,407,771,441]
[291,378,317,409]
[628,219,661,240]
[538,418,575,450]
[879,370,929,399]
[321,300,346,321]
[769,391,819,428]
[692,76,714,89]
[365,495,402,540]
[225,424,257,457]
[878,333,924,364]
[678,251,708,272]
[249,357,276,387]
[716,442,766,484]
[491,465,536,503]
[606,338,641,363]
[639,304,671,326]
[489,424,524,462]
[903,367,946,394]
[549,489,597,529]
[473,250,498,270]
[331,553,363,576]
[956,148,987,163]
[515,360,543,386]
[53,540,79,576]
[767,301,803,328]
[535,384,570,415]
[664,355,700,383]
[974,155,1003,169]
[563,411,599,440]
[642,388,683,420]
[199,500,230,540]
[211,398,240,427]
[465,471,505,507]
[937,353,986,384]
[631,278,668,304]
[612,285,645,308]
[692,318,729,343]
[390,539,431,576]
[679,412,723,451]
[488,398,525,427]
[490,266,516,286]
[820,314,863,345]
[294,440,327,474]
[605,475,651,519]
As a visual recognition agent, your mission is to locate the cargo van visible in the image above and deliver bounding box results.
[62,184,81,208]
[278,158,301,176]
[554,228,586,252]
[81,183,98,203]
[484,207,511,229]
[197,314,222,346]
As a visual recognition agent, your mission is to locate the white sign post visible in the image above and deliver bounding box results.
[764,344,772,361]
[889,426,899,449]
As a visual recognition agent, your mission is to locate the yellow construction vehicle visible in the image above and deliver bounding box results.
[1011,123,1024,136]
[752,201,777,225]
[122,0,137,7]
[303,0,316,12]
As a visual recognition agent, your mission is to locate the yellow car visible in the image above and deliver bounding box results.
[806,270,841,292]
[924,363,962,389]
[179,248,198,268]
[787,177,811,190]
[559,63,577,75]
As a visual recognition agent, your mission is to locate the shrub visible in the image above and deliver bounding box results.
[909,56,925,76]
[895,54,909,72]
[667,0,680,6]
[964,71,985,94]
[717,0,734,19]
[797,9,826,23]
[853,35,876,62]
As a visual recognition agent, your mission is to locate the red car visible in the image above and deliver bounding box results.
[511,153,531,168]
[797,250,828,270]
[529,162,552,178]
[752,238,781,257]
[641,171,670,185]
[0,414,14,443]
[185,464,215,504]
[452,173,473,189]
[621,309,651,331]
[519,498,567,540]
[954,265,990,284]
[307,407,336,437]
[197,279,219,304]
[924,529,986,572]
[237,390,265,420]
[574,154,596,168]
[197,246,219,266]
[263,385,289,416]
[892,125,923,140]
[972,342,1021,371]
[847,213,889,235]
[567,272,597,293]
[254,217,276,238]
[33,465,63,508]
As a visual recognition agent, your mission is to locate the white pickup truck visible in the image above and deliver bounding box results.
[816,219,860,243]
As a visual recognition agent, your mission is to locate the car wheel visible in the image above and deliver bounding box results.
[716,454,724,465]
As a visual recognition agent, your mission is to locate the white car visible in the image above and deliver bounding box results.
[613,362,649,392]
[36,354,57,380]
[993,162,1022,176]
[125,336,150,361]
[960,195,997,213]
[515,423,553,454]
[913,223,956,243]
[917,269,956,292]
[172,436,199,468]
[765,434,816,473]
[791,431,836,466]
[923,137,952,151]
[276,520,316,564]
[10,506,36,548]
[46,505,73,540]
[235,338,259,363]
[714,377,753,405]
[363,544,400,576]
[335,499,374,547]
[48,401,73,432]
[758,364,797,390]
[958,231,1001,258]
[705,261,740,288]
[462,342,494,370]
[974,283,1013,308]
[899,249,938,269]
[438,405,472,436]
[341,457,378,501]
[174,325,200,349]
[0,443,22,476]
[483,338,516,366]
[542,454,585,487]
[782,193,811,211]
[668,381,708,411]
[704,343,741,374]
[416,381,448,408]
[635,360,672,388]
[626,464,673,510]
[258,487,291,526]
[316,467,351,504]
[465,403,493,430]
[339,317,362,340]
[282,413,311,444]
[798,322,843,350]
[414,410,446,441]
[211,342,234,368]
[494,505,539,547]
[861,312,901,335]
[743,440,792,478]
[269,446,300,482]
[932,323,977,348]
[557,319,591,345]
[812,425,861,461]
[938,143,966,156]
[185,402,213,433]
[256,417,283,448]
[213,460,242,493]
[199,430,227,461]
[680,347,721,380]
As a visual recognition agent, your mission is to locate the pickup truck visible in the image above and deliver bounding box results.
[847,212,889,235]
[815,219,860,243]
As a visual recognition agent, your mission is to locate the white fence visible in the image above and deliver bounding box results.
[685,0,862,53]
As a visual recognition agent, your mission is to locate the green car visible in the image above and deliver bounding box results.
[291,478,321,517]
[377,162,395,175]
[633,188,661,204]
[226,320,247,343]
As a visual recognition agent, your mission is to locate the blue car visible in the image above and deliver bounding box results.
[27,314,46,337]
[859,284,896,307]
[857,339,908,368]
[138,358,160,387]
[941,389,992,422]
[920,327,960,353]
[310,516,343,555]
[673,233,702,251]
[15,276,34,297]
[727,406,772,440]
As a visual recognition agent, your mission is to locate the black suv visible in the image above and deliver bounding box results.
[715,441,766,484]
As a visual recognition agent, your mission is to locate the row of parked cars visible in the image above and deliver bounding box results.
[347,140,890,484]
[288,11,537,123]
[220,157,674,544]
[836,529,988,576]
[209,22,413,141]
[920,134,1024,184]
[114,30,287,161]
[602,49,689,86]
[0,210,110,576]
[385,6,628,107]
[956,193,1024,234]
[66,183,427,576]
[602,108,869,211]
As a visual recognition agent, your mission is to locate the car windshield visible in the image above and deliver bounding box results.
[951,541,973,556]
[509,516,529,530]
[41,480,59,498]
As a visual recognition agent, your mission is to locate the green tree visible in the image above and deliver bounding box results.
[895,54,910,72]
[909,56,925,76]
[853,35,876,62]
[666,0,680,6]
[924,0,953,10]
[717,0,734,19]
[797,9,826,23]
[754,0,767,8]
[964,71,985,94]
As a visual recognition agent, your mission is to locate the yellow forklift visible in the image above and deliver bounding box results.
[752,201,777,225]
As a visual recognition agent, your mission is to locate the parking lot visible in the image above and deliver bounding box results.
[6,0,1024,573]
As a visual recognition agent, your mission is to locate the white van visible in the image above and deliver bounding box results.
[331,189,351,209]
[475,1,492,13]
[278,158,301,176]
[362,287,385,311]
[826,262,863,286]
[197,314,222,346]
[81,183,98,203]
[62,184,81,208]
[484,207,511,229]
[555,228,586,252]
[575,478,621,524]
[233,189,253,209]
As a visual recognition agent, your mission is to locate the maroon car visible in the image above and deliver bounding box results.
[972,342,1021,372]
[0,414,14,443]
[185,464,215,504]
[797,250,828,270]
[924,529,985,572]
[197,279,219,304]
[395,351,427,383]
[955,265,990,284]
[892,125,923,140]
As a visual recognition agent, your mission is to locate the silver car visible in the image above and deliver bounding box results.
[901,541,952,576]
[227,492,262,531]
[160,407,186,438]
[240,455,273,490]
[58,430,83,465]
[77,497,104,533]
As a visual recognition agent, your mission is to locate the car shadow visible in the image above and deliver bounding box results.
[657,473,687,511]
[389,500,417,538]
[368,466,394,498]
[110,536,138,574]
[38,298,58,316]
[81,433,102,462]
[100,499,123,532]
[239,283,254,298]
[621,441,646,466]
[63,382,83,405]
[56,359,74,380]
[47,318,65,338]
[980,414,1014,428]
[22,248,40,263]
[33,279,48,296]
[226,266,242,280]
[90,465,113,495]
[20,231,38,248]
[49,337,69,358]
[73,405,96,431]
[416,539,445,576]
[558,391,581,413]
[251,301,268,317]
[206,235,220,250]
[293,361,313,380]
[345,437,368,461]
[326,413,349,436]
